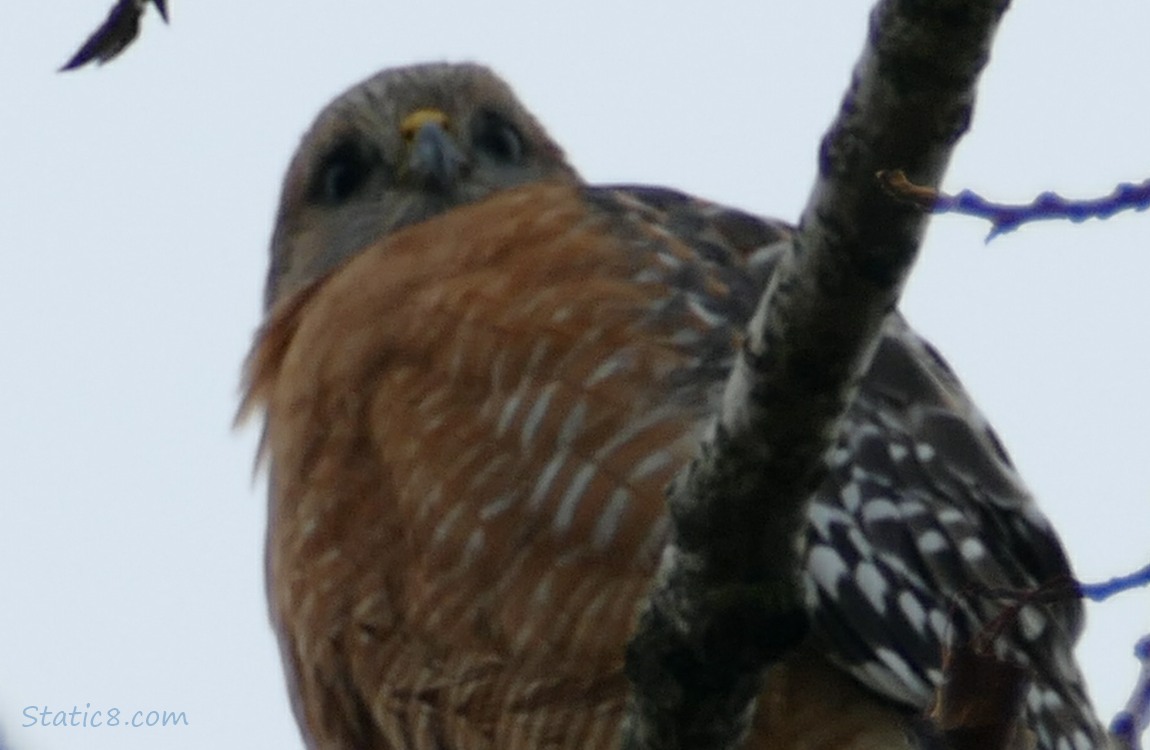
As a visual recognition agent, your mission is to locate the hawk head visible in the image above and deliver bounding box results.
[265,62,579,308]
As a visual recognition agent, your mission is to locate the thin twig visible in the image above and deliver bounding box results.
[878,168,1150,240]
[1111,636,1150,750]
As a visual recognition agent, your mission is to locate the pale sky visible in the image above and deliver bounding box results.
[1,2,1147,749]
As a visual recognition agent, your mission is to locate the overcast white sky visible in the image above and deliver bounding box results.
[1,2,1147,748]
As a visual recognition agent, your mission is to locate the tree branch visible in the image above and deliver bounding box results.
[1111,635,1150,750]
[878,169,1150,239]
[621,1,1011,748]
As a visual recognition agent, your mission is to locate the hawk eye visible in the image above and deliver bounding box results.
[310,139,375,206]
[471,109,526,164]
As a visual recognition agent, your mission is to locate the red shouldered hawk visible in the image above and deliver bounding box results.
[240,63,1106,749]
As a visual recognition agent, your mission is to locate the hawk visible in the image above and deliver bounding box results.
[241,62,1106,749]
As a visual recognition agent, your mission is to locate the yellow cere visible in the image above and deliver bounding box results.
[400,109,451,142]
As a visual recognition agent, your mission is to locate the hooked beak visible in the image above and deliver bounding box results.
[401,109,466,191]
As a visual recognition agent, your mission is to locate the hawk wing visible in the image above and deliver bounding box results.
[601,183,1101,750]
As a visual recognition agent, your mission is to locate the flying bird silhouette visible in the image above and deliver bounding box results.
[60,0,168,72]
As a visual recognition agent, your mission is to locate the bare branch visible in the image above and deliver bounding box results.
[1111,636,1150,750]
[621,1,1011,748]
[1078,562,1150,603]
[879,168,1150,239]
